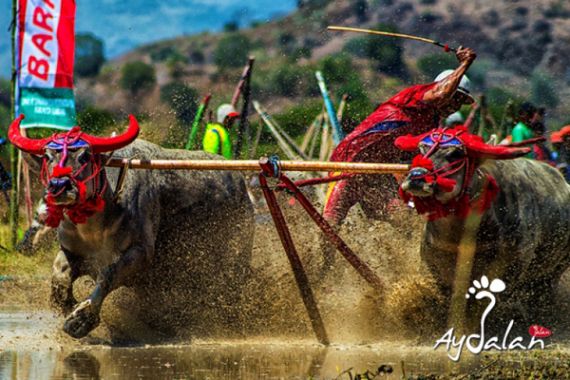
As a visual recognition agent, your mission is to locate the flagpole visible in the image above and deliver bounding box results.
[10,0,20,249]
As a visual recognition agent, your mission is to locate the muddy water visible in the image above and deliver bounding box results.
[0,310,483,380]
[2,199,569,379]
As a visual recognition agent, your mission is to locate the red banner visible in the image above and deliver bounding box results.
[16,0,77,129]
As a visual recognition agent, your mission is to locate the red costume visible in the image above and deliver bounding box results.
[324,82,440,224]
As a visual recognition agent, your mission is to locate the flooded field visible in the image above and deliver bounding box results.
[0,309,481,379]
[1,204,570,379]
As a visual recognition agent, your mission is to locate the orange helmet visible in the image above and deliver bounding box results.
[551,131,563,144]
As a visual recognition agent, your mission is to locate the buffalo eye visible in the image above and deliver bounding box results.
[419,143,430,155]
[445,149,465,161]
[77,149,91,164]
[44,149,56,162]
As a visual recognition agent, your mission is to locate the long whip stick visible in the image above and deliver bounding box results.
[327,26,457,53]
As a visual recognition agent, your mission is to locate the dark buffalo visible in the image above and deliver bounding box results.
[396,126,570,322]
[9,115,254,339]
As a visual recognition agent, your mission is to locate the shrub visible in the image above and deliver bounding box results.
[75,33,105,77]
[416,53,457,80]
[486,87,525,122]
[120,61,156,96]
[213,33,251,69]
[189,49,205,64]
[272,100,322,138]
[150,45,180,63]
[268,64,316,97]
[76,106,115,135]
[319,53,354,85]
[352,0,369,22]
[223,21,239,32]
[530,71,559,108]
[160,83,199,124]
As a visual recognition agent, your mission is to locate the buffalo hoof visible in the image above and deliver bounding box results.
[63,300,100,339]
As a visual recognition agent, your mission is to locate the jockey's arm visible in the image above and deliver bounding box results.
[422,47,477,107]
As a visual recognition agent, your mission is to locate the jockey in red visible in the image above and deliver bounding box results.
[323,47,477,225]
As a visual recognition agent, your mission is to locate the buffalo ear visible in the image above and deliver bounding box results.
[22,152,43,174]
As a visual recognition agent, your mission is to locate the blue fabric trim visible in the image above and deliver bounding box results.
[420,136,462,147]
[46,139,89,150]
[362,121,408,136]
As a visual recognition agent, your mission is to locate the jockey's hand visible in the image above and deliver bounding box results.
[456,46,476,65]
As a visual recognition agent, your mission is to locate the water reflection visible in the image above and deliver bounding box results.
[0,310,478,379]
[0,342,480,380]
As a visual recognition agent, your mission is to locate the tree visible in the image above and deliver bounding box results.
[213,34,251,69]
[120,61,156,96]
[343,23,406,77]
[75,33,105,77]
[160,83,199,124]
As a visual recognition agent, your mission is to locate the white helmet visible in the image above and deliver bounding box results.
[434,69,473,102]
[216,104,240,124]
[445,111,464,126]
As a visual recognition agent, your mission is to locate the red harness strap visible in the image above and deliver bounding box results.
[398,129,499,220]
[41,129,108,228]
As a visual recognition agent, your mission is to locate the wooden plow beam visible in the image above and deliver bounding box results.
[105,156,410,345]
[106,158,410,174]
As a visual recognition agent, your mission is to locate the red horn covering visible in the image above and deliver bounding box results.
[8,115,51,155]
[82,114,140,153]
[460,133,530,159]
[394,132,431,151]
[395,126,530,160]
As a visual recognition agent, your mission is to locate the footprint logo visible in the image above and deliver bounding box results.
[465,275,506,301]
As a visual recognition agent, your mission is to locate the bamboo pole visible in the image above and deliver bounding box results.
[254,101,308,160]
[105,158,410,174]
[234,57,255,158]
[336,94,348,123]
[253,101,300,160]
[301,111,322,153]
[185,93,211,150]
[319,114,330,161]
[249,122,263,160]
[308,114,323,159]
[231,58,255,108]
[9,0,19,249]
[316,71,344,145]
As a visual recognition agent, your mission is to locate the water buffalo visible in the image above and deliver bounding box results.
[9,115,255,339]
[395,126,570,322]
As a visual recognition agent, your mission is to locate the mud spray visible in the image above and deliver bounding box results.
[3,185,570,379]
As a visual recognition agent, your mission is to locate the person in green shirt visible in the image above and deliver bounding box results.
[510,102,537,158]
[202,104,240,159]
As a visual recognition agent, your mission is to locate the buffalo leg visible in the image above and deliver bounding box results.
[51,250,80,315]
[63,246,149,339]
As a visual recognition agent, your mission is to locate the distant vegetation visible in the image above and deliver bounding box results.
[343,23,406,78]
[75,33,106,77]
[214,34,251,69]
[120,61,156,96]
[160,83,199,124]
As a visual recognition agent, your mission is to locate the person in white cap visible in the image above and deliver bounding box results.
[323,46,477,227]
[445,111,465,127]
[202,104,240,159]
